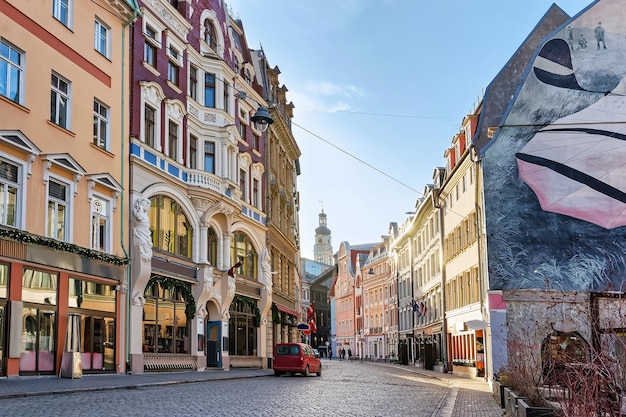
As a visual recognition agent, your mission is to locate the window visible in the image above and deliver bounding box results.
[144,104,156,147]
[204,20,217,50]
[47,179,69,241]
[50,72,70,129]
[223,82,230,113]
[167,120,178,160]
[231,231,257,279]
[239,169,247,202]
[90,196,109,252]
[252,133,259,151]
[228,297,258,356]
[93,99,109,150]
[0,159,19,227]
[143,26,157,68]
[252,178,259,208]
[143,280,190,354]
[52,0,72,28]
[207,227,217,266]
[189,66,198,101]
[0,40,23,104]
[94,19,110,58]
[204,73,215,108]
[204,141,215,173]
[189,135,197,169]
[167,58,179,85]
[149,195,193,258]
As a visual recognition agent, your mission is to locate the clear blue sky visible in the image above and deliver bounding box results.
[228,0,594,260]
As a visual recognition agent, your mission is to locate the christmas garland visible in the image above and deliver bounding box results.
[0,227,129,266]
[146,275,196,320]
[232,294,261,327]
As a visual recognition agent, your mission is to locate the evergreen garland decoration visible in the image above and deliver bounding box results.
[232,294,261,327]
[0,227,129,266]
[146,275,196,320]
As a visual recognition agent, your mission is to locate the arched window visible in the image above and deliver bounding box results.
[231,231,257,279]
[204,20,217,50]
[149,195,193,258]
[207,227,218,266]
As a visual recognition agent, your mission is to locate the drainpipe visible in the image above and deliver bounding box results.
[120,5,140,371]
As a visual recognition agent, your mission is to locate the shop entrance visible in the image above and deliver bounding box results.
[206,321,221,367]
[80,316,115,372]
[20,307,56,375]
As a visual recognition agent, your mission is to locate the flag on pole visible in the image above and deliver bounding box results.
[307,303,317,333]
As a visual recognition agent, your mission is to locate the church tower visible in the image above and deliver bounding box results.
[314,209,334,265]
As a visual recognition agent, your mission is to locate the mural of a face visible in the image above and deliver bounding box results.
[483,0,626,292]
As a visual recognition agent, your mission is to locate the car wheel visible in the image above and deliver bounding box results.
[302,365,309,377]
[316,364,322,377]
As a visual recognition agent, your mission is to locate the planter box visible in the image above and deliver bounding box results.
[492,380,506,408]
[452,364,476,379]
[517,398,555,417]
[504,387,529,417]
[433,364,445,373]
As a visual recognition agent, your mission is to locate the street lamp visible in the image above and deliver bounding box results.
[235,90,274,132]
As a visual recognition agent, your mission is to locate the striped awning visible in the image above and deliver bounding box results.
[273,303,299,317]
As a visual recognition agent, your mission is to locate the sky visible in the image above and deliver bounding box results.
[227,0,595,260]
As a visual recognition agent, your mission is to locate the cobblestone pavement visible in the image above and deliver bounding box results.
[0,360,503,417]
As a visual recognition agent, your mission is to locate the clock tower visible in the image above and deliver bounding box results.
[314,209,334,265]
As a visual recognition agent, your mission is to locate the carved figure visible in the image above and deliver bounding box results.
[132,197,153,261]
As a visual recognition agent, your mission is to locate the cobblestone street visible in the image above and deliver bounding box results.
[0,360,503,417]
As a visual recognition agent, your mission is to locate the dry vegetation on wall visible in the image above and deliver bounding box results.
[498,290,626,416]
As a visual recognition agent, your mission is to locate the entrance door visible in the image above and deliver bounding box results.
[424,343,435,370]
[20,307,56,374]
[206,321,221,367]
[82,316,115,372]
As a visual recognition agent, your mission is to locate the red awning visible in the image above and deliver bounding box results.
[274,303,299,317]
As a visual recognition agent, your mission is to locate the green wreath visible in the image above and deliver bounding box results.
[146,275,196,320]
[232,294,261,327]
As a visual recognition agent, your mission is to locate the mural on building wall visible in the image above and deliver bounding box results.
[484,0,626,291]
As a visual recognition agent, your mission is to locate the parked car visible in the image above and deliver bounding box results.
[272,343,322,377]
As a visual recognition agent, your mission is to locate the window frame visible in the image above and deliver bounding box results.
[167,120,179,161]
[0,156,23,228]
[94,18,111,58]
[0,39,24,105]
[90,193,112,253]
[50,72,71,130]
[52,0,73,29]
[93,99,110,151]
[46,177,71,242]
[204,72,216,108]
[204,141,215,174]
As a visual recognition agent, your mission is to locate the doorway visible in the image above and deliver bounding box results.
[206,321,221,367]
[20,307,56,375]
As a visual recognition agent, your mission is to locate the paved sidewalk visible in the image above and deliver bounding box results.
[0,364,504,417]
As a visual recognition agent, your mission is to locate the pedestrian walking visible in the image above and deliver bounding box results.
[328,349,332,361]
[595,22,607,49]
[348,348,352,360]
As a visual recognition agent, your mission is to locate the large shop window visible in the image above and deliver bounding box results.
[68,278,116,372]
[231,231,257,279]
[228,296,259,356]
[21,269,57,374]
[142,278,193,354]
[149,195,193,258]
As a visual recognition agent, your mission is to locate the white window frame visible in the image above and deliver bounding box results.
[139,81,164,151]
[141,11,165,73]
[0,155,24,229]
[166,119,179,161]
[165,34,185,88]
[50,72,71,130]
[94,17,111,58]
[46,176,72,242]
[164,99,185,163]
[0,39,24,105]
[93,99,110,151]
[90,193,112,253]
[52,0,73,29]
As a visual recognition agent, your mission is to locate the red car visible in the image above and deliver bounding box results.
[272,343,322,377]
